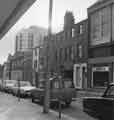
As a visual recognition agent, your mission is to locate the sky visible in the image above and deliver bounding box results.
[0,0,97,64]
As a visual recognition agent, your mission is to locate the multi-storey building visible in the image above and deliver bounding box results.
[38,11,88,90]
[0,64,4,80]
[3,54,13,80]
[88,0,114,88]
[15,26,47,52]
[32,46,45,86]
[14,26,47,84]
[15,28,33,52]
[73,19,88,89]
[11,52,24,81]
[32,27,47,86]
[10,51,33,83]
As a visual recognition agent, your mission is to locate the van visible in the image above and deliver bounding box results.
[31,76,76,106]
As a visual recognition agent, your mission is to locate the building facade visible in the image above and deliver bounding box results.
[32,26,47,86]
[38,11,88,90]
[88,0,114,88]
[3,54,13,80]
[15,26,47,52]
[11,52,24,81]
[10,51,33,84]
[73,19,88,89]
[15,29,34,52]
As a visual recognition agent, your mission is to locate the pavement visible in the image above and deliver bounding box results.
[0,92,80,120]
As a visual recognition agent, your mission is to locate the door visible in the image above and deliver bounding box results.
[73,64,82,89]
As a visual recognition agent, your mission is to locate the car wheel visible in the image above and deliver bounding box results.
[65,100,71,107]
[32,98,35,103]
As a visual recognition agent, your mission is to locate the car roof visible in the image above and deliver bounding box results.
[109,83,114,85]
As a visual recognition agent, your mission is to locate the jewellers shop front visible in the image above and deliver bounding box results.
[88,57,114,88]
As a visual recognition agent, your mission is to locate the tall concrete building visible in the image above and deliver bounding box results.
[15,26,47,52]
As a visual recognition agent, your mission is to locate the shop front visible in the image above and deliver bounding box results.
[92,66,109,87]
[88,57,114,88]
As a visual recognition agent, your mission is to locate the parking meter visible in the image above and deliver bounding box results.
[18,79,20,101]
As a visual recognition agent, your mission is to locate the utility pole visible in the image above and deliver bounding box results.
[43,0,53,113]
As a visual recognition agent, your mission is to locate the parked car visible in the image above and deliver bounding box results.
[19,82,36,97]
[3,80,17,93]
[12,81,36,97]
[83,83,114,120]
[0,79,3,91]
[31,77,76,106]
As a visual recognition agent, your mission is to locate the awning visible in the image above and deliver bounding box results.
[0,0,36,40]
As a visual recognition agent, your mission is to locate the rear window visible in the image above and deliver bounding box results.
[106,86,114,96]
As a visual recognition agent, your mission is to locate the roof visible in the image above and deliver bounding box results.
[88,0,113,13]
[0,0,36,40]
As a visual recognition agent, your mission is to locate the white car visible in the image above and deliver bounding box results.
[12,81,36,97]
[20,86,36,97]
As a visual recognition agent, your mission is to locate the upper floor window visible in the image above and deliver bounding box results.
[72,28,75,37]
[79,25,83,34]
[34,48,37,56]
[78,45,82,58]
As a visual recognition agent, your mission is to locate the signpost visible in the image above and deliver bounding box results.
[58,75,62,119]
[43,0,53,113]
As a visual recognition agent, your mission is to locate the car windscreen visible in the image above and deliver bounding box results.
[20,82,31,87]
[105,86,114,97]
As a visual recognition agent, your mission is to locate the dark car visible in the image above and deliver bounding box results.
[31,77,76,106]
[83,83,114,120]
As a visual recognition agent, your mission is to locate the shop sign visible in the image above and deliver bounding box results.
[93,66,109,72]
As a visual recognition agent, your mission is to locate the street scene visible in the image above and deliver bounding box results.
[0,92,96,120]
[0,0,114,120]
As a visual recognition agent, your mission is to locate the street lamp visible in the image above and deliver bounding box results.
[43,0,53,113]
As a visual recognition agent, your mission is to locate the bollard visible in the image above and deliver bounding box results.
[18,79,20,101]
[58,99,62,119]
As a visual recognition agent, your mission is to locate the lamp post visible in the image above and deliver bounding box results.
[43,0,53,113]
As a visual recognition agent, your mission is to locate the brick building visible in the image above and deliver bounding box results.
[88,0,114,88]
[39,11,88,90]
[73,19,88,89]
[10,51,33,83]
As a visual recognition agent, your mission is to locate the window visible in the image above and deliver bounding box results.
[35,49,37,56]
[78,45,82,58]
[53,81,59,89]
[34,60,37,69]
[72,28,75,37]
[65,48,67,61]
[79,25,83,34]
[59,48,63,62]
[63,80,73,88]
[71,46,74,61]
